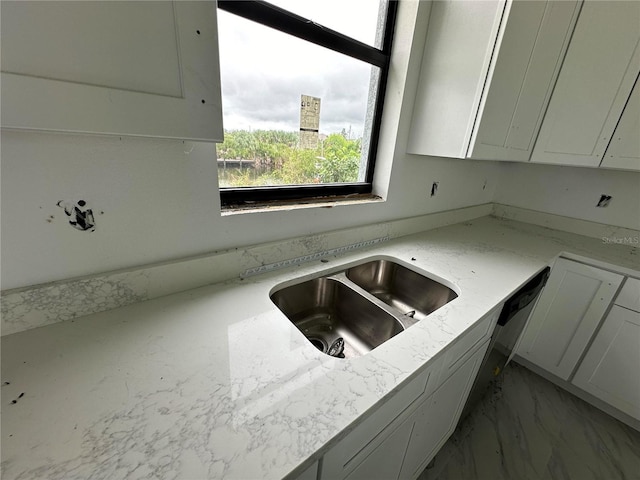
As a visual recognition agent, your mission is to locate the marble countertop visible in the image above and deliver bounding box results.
[1,216,638,480]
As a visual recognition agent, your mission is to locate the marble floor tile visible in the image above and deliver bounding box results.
[418,363,640,480]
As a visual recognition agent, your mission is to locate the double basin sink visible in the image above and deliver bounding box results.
[270,258,458,359]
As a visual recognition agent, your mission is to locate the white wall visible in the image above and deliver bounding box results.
[0,136,499,291]
[494,162,640,230]
[0,1,500,291]
[4,0,637,292]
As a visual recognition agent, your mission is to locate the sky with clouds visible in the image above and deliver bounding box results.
[217,1,383,138]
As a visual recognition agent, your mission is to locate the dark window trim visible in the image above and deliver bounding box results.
[217,1,388,67]
[218,0,398,208]
[221,183,372,207]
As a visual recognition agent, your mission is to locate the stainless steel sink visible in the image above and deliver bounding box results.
[346,259,458,323]
[271,257,458,359]
[270,277,404,358]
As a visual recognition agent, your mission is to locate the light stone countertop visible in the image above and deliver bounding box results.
[1,216,638,480]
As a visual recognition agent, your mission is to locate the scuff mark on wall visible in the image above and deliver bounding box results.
[57,199,96,231]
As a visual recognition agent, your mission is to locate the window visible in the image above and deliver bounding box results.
[217,0,397,207]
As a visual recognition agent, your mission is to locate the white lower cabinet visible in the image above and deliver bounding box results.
[343,415,415,480]
[516,258,623,379]
[517,262,640,426]
[319,310,497,480]
[399,340,489,479]
[319,358,443,480]
[292,461,318,480]
[572,304,640,420]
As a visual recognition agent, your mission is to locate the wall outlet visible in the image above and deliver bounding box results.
[596,194,612,208]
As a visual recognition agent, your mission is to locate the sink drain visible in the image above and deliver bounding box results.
[308,337,327,352]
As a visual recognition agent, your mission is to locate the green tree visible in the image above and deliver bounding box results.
[277,147,319,184]
[317,134,361,183]
[216,129,363,186]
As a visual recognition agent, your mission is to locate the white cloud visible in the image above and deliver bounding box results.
[217,1,382,137]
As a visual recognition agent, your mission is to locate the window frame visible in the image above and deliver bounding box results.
[217,0,398,208]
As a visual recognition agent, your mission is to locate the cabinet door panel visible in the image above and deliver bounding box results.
[1,2,181,96]
[292,461,318,480]
[469,0,581,161]
[406,0,505,158]
[615,278,640,312]
[572,306,640,419]
[400,340,490,480]
[531,1,640,167]
[517,259,623,380]
[0,1,223,141]
[320,360,439,480]
[437,306,498,386]
[601,74,640,171]
[344,415,414,480]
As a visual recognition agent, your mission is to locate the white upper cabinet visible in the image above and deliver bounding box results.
[468,0,581,161]
[600,75,640,171]
[530,0,640,168]
[407,0,580,161]
[407,0,506,158]
[0,1,223,142]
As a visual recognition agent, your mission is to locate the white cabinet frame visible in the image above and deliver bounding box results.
[531,0,640,167]
[572,305,640,420]
[1,1,223,141]
[601,74,640,171]
[517,258,623,380]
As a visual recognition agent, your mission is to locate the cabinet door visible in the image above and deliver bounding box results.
[517,259,623,380]
[615,278,640,313]
[572,305,640,420]
[0,1,223,141]
[399,340,490,480]
[600,75,640,171]
[530,1,640,167]
[343,415,415,480]
[320,360,440,480]
[406,0,505,158]
[291,461,318,480]
[468,0,581,162]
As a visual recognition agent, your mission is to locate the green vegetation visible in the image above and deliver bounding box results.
[217,129,362,187]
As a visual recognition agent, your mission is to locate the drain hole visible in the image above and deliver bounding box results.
[309,338,326,352]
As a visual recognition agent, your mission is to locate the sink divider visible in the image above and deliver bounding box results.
[326,272,420,330]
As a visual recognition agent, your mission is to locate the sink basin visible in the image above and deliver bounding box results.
[346,259,458,322]
[271,257,458,358]
[270,277,404,358]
